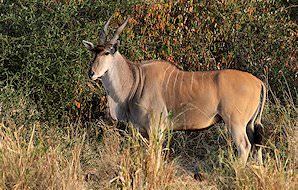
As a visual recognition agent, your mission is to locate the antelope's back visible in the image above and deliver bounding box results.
[141,62,264,128]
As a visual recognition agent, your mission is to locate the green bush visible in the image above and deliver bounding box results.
[0,0,116,123]
[0,0,296,125]
[121,0,297,101]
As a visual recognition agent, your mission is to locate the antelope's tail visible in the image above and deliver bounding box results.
[254,82,266,145]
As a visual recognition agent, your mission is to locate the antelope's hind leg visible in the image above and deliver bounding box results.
[230,121,251,165]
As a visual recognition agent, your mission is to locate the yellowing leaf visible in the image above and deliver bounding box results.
[74,100,81,109]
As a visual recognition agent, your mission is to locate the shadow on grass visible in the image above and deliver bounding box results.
[165,124,237,177]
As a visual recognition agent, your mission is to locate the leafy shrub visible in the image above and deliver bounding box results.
[0,0,296,124]
[0,0,116,123]
[120,0,297,102]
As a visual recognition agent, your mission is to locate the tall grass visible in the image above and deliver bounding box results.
[0,122,86,189]
[1,107,297,189]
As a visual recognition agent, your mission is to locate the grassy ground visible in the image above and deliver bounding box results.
[0,0,297,189]
[0,95,297,189]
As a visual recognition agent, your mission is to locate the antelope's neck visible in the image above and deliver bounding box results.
[101,52,136,103]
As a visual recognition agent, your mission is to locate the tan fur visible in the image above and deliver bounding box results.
[83,17,266,165]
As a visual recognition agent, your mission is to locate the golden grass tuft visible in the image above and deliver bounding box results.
[0,123,86,190]
[0,88,296,190]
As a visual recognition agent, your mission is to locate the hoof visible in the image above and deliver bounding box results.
[194,172,207,181]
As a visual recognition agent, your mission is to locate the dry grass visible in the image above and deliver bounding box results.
[0,85,297,190]
[80,99,297,190]
[0,122,86,190]
[0,99,297,190]
[80,122,206,190]
[92,92,297,189]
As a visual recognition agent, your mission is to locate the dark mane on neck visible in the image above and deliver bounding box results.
[122,55,144,102]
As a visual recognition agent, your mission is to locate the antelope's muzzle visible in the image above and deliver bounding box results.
[88,70,94,79]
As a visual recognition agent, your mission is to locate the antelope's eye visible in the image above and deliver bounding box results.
[104,52,110,56]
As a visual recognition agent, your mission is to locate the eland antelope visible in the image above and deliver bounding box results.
[83,16,266,164]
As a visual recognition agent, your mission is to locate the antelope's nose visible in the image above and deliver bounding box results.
[88,70,94,79]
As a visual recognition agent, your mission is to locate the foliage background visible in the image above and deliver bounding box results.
[1,0,297,123]
[0,0,297,189]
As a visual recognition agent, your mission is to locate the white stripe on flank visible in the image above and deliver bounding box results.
[201,72,205,89]
[173,71,179,92]
[190,72,194,91]
[180,72,184,94]
[162,65,172,86]
[166,68,175,91]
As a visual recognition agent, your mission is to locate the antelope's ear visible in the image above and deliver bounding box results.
[110,40,120,54]
[82,40,94,50]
